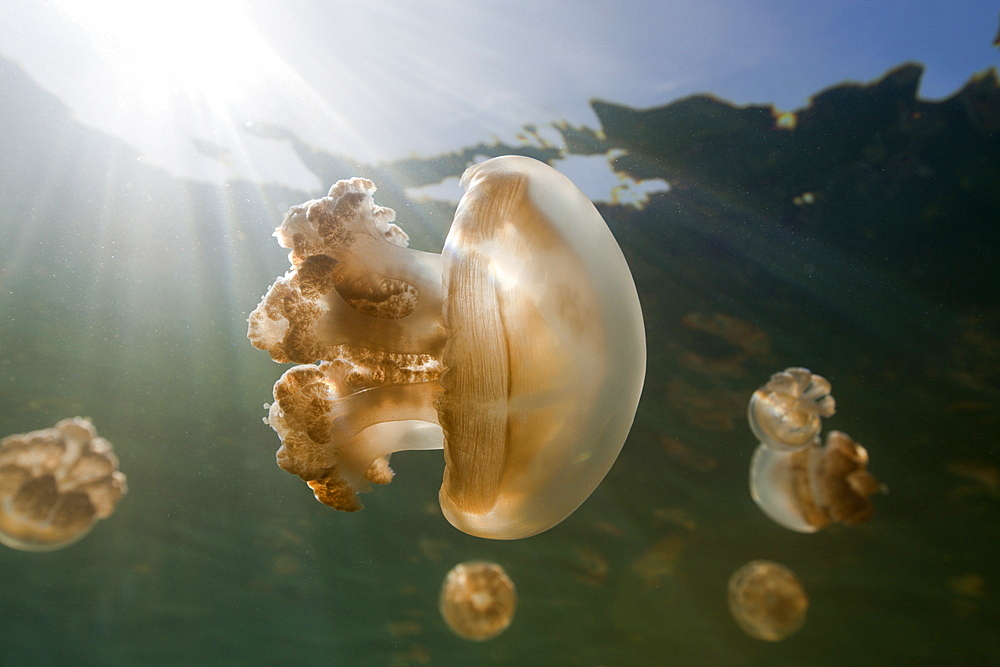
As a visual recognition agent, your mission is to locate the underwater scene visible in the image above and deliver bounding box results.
[0,2,998,665]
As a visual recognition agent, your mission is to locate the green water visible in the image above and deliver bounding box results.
[0,54,997,666]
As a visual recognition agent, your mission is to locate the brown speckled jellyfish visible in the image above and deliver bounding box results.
[439,561,516,641]
[0,418,127,551]
[728,560,808,641]
[248,156,646,539]
[750,430,880,532]
[748,367,835,452]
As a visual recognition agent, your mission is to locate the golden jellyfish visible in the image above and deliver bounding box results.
[728,560,808,641]
[750,430,881,533]
[248,155,646,539]
[0,418,127,551]
[748,367,835,452]
[439,561,516,641]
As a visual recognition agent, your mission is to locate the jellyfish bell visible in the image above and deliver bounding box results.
[438,156,646,538]
[747,367,835,452]
[728,560,808,641]
[749,430,880,533]
[439,560,516,641]
[0,418,127,552]
[249,155,646,540]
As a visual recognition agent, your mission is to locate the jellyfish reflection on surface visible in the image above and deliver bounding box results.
[748,367,835,452]
[247,155,646,539]
[439,561,516,641]
[0,418,127,551]
[750,430,880,532]
[728,560,808,641]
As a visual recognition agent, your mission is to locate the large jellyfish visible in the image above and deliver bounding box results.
[248,156,646,539]
[0,418,127,551]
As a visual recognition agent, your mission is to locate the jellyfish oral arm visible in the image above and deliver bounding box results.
[265,359,444,511]
[249,178,447,364]
[325,380,443,446]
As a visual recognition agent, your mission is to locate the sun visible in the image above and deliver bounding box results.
[47,0,322,185]
[55,0,275,113]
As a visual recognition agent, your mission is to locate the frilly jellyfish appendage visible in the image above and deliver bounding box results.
[749,430,880,533]
[728,560,808,641]
[0,418,127,551]
[747,367,835,452]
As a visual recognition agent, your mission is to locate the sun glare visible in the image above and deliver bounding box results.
[46,0,326,185]
[56,0,272,111]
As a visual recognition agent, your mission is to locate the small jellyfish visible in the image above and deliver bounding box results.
[728,560,808,641]
[439,561,516,641]
[0,418,127,551]
[750,430,880,533]
[747,367,835,452]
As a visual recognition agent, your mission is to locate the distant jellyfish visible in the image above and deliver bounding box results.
[728,560,808,641]
[750,430,880,533]
[0,418,127,551]
[748,367,835,452]
[439,561,516,641]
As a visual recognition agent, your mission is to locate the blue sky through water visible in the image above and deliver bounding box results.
[0,0,996,191]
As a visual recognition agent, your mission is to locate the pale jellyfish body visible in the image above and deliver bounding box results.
[0,418,127,551]
[438,157,645,538]
[728,560,808,641]
[439,560,516,641]
[750,430,881,532]
[248,156,645,539]
[748,367,835,452]
[746,368,880,532]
